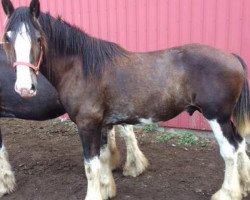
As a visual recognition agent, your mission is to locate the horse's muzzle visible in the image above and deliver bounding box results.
[14,86,37,98]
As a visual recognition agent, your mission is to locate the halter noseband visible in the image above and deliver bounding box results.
[13,47,43,75]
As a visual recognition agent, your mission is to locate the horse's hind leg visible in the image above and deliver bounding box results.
[117,125,149,177]
[107,127,121,170]
[208,120,242,200]
[237,139,250,197]
[0,128,15,197]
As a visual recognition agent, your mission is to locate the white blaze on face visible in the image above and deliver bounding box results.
[13,23,33,92]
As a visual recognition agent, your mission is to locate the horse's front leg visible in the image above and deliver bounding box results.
[78,124,116,200]
[107,125,148,176]
[100,126,116,199]
[117,125,149,177]
[0,128,15,197]
[106,126,120,171]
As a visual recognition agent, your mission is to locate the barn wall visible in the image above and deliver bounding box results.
[0,0,250,130]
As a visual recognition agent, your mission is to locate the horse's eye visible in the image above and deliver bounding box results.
[5,34,10,43]
[5,31,13,43]
[37,37,41,43]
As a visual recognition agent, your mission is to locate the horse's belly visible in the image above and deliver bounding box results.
[104,102,185,126]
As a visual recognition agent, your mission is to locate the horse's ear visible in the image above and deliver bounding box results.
[1,0,14,17]
[29,0,40,18]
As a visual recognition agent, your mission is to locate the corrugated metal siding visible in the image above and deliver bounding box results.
[1,0,250,130]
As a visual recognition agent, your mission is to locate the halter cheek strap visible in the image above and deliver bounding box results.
[13,48,43,75]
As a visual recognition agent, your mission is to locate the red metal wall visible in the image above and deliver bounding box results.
[1,0,250,130]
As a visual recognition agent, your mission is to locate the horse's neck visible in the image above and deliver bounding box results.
[43,54,82,90]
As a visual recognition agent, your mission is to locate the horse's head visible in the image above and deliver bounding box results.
[1,0,45,97]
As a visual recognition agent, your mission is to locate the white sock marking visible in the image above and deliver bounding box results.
[208,120,235,158]
[208,119,241,197]
[84,156,102,200]
[117,125,149,177]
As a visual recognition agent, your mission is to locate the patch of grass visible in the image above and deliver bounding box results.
[155,132,176,142]
[176,131,200,145]
[143,124,158,132]
[156,131,202,145]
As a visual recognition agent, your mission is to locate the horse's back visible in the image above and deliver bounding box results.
[103,44,244,124]
[172,44,243,72]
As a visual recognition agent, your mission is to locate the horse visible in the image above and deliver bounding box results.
[2,0,250,199]
[0,43,148,197]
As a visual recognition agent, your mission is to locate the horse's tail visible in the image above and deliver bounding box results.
[233,54,250,136]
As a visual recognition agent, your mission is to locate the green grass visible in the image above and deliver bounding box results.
[156,131,202,145]
[143,124,159,132]
[155,132,176,142]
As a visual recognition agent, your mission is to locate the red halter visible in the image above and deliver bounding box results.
[13,47,43,75]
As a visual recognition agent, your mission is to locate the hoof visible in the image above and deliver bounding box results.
[100,176,116,200]
[123,153,149,177]
[211,188,242,200]
[85,193,102,200]
[0,147,16,197]
[0,171,15,197]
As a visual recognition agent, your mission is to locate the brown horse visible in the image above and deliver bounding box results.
[2,0,250,199]
[0,44,148,196]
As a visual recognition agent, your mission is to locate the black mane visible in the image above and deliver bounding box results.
[39,12,129,77]
[4,7,129,77]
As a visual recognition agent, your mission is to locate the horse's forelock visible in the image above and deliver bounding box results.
[2,7,47,63]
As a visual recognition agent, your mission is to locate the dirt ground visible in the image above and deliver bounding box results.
[0,118,249,200]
